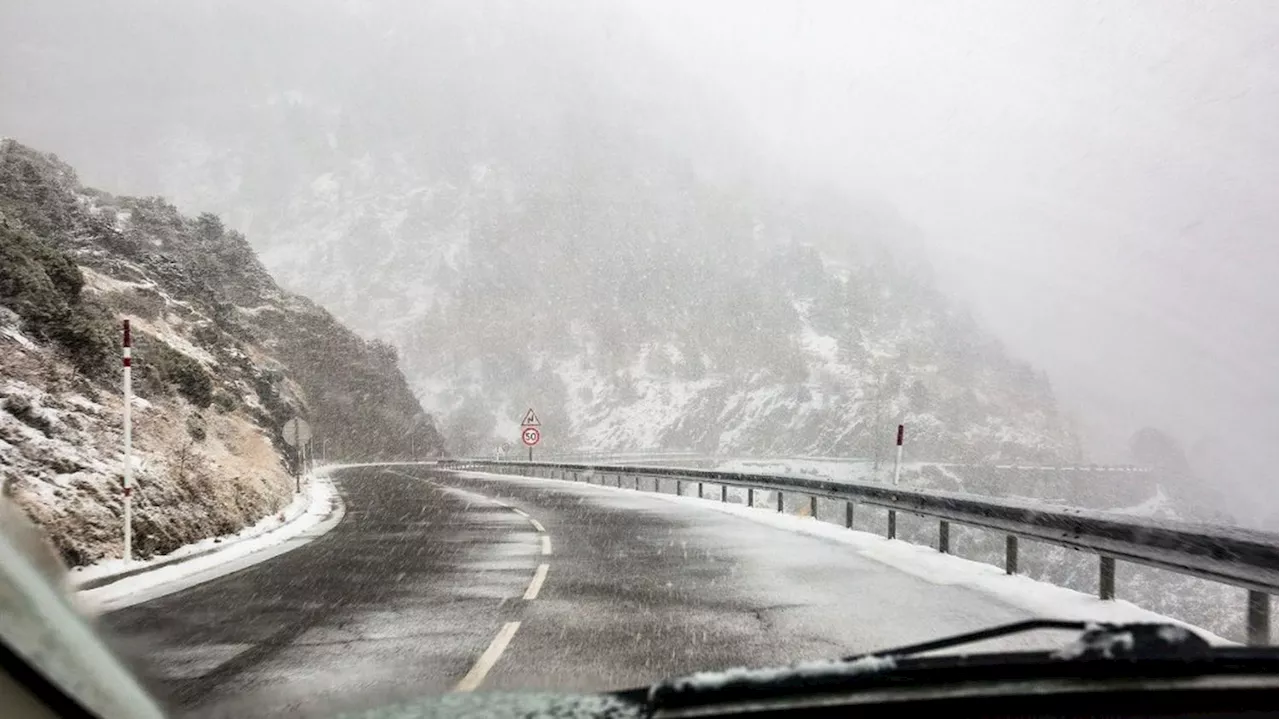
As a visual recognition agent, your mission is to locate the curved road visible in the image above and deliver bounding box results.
[100,465,1041,718]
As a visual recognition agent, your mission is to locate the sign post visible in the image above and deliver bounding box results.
[122,320,133,562]
[282,417,312,493]
[520,408,541,461]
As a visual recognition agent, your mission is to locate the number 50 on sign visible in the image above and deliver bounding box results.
[522,426,541,446]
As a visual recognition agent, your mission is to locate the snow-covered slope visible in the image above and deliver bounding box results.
[0,140,442,565]
[160,140,1078,464]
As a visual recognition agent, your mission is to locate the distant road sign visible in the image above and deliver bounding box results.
[521,426,541,447]
[521,408,541,426]
[282,418,312,447]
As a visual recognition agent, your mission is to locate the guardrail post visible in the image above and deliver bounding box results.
[1005,535,1018,575]
[1099,556,1116,600]
[938,521,950,553]
[887,510,897,539]
[776,491,784,513]
[1247,591,1271,646]
[809,496,817,519]
[747,488,754,507]
[845,501,853,529]
[721,485,727,502]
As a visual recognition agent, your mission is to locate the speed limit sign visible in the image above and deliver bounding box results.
[521,426,541,447]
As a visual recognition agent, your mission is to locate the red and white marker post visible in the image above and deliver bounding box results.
[122,319,133,561]
[888,423,904,540]
[892,423,904,486]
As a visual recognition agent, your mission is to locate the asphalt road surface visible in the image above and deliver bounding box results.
[100,464,1042,718]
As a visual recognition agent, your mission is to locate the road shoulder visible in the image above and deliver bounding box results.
[75,471,344,614]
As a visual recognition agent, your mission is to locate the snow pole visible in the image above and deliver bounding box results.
[892,423,904,486]
[122,319,133,562]
[887,423,904,540]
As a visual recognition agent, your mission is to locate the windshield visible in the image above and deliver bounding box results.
[0,1,1275,717]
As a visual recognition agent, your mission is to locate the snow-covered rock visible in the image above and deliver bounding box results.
[0,139,442,565]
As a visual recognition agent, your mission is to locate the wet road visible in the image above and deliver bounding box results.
[101,464,1037,717]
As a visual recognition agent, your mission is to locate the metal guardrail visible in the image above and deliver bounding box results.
[441,459,1278,645]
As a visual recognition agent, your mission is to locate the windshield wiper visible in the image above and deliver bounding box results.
[840,618,1213,662]
[643,620,1275,713]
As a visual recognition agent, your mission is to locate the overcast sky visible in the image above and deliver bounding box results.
[622,0,1278,477]
[1,0,1275,517]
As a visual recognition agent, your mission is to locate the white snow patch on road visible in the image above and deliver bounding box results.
[74,473,339,613]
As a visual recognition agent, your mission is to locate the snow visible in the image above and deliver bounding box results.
[714,457,882,484]
[311,172,340,200]
[1112,486,1177,518]
[1051,626,1135,660]
[658,654,897,695]
[74,472,337,613]
[79,267,154,294]
[126,314,218,366]
[69,472,313,585]
[1,323,37,349]
[354,692,644,718]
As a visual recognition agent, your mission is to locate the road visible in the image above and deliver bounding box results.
[100,464,1044,718]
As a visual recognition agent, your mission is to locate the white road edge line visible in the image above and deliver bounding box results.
[528,518,545,532]
[524,563,549,600]
[541,535,552,556]
[454,621,521,692]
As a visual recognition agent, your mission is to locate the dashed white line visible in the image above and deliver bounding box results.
[523,563,549,600]
[454,621,521,692]
[406,475,548,690]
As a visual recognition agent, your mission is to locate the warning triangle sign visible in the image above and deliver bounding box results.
[520,408,541,426]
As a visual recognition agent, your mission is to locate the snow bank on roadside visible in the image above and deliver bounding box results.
[69,473,316,587]
[75,473,337,612]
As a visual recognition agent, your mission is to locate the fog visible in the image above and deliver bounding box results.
[0,0,1274,523]
[635,0,1277,463]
